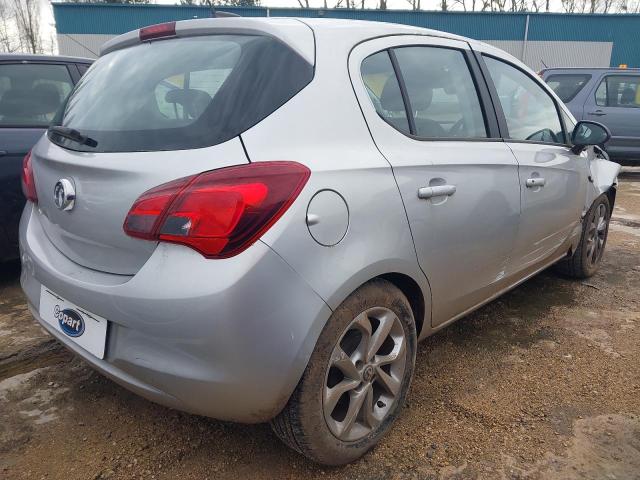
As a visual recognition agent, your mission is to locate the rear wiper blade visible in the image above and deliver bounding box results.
[48,126,98,148]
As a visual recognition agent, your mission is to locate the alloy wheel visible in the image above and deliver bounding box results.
[586,203,608,266]
[323,307,407,442]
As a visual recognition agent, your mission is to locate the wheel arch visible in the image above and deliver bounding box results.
[378,272,426,338]
[324,263,432,340]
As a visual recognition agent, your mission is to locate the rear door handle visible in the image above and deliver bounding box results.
[588,110,606,116]
[418,184,456,199]
[525,177,546,188]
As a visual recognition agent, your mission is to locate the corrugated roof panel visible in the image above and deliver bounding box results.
[51,4,640,67]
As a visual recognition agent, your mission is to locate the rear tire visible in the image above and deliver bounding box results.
[271,279,417,465]
[555,193,611,279]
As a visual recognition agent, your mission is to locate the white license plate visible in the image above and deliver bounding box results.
[39,287,108,359]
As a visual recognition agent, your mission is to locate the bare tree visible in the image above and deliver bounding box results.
[619,0,640,11]
[452,0,480,10]
[601,0,616,10]
[527,0,542,11]
[0,1,18,53]
[12,0,42,54]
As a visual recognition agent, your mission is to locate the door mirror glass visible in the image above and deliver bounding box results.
[571,121,611,153]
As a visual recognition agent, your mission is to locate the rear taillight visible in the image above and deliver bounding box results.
[124,162,310,259]
[21,150,37,203]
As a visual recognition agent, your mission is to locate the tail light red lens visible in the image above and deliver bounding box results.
[21,150,38,203]
[139,22,176,41]
[124,162,310,259]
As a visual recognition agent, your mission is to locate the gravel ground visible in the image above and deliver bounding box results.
[1,171,639,480]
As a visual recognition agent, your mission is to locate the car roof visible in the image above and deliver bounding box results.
[101,17,474,61]
[0,53,93,64]
[299,17,467,40]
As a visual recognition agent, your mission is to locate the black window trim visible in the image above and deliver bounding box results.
[545,73,592,103]
[478,52,573,149]
[361,43,501,143]
[0,61,78,129]
[594,73,640,109]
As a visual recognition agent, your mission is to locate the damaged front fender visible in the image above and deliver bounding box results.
[586,151,621,212]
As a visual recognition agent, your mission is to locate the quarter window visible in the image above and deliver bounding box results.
[361,51,410,134]
[595,75,640,108]
[545,74,591,103]
[393,46,487,139]
[484,56,564,144]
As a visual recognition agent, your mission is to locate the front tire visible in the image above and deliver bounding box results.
[271,279,417,465]
[555,193,611,279]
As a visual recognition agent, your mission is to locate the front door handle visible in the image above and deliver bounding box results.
[588,110,606,116]
[525,177,546,188]
[0,150,6,157]
[418,184,456,199]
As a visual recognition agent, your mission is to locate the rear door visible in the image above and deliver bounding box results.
[0,61,75,257]
[584,73,640,160]
[350,36,521,326]
[479,53,590,273]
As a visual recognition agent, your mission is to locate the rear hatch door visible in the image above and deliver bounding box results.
[32,139,249,275]
[32,29,313,275]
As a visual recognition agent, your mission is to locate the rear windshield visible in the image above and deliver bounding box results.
[545,74,591,103]
[50,35,313,152]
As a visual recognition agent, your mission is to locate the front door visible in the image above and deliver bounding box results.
[480,54,590,274]
[350,37,521,326]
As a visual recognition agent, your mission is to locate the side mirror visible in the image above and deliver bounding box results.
[571,121,611,154]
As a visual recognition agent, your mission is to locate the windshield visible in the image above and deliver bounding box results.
[545,74,591,103]
[50,35,313,152]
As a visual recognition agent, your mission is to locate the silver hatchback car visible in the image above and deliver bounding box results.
[20,18,620,465]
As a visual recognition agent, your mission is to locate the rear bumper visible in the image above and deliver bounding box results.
[20,203,331,423]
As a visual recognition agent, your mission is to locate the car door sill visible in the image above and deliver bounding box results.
[426,249,568,336]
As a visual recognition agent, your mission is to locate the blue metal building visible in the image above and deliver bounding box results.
[52,3,640,70]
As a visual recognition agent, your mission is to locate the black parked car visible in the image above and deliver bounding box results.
[0,54,92,261]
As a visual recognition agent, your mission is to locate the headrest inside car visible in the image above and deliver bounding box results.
[165,88,211,119]
[0,84,61,118]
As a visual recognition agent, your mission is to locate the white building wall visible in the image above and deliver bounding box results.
[57,34,115,59]
[486,40,613,71]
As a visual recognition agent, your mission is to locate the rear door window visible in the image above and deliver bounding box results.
[392,46,487,138]
[545,74,591,103]
[0,63,74,127]
[51,35,313,152]
[595,75,640,108]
